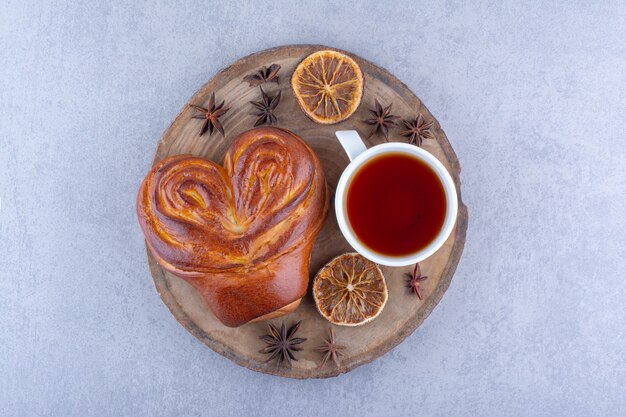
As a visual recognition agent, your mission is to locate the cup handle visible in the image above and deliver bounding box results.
[335,130,367,162]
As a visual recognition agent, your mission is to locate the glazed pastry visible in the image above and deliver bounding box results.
[137,127,328,327]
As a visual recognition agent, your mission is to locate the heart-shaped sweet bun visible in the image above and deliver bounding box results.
[137,127,328,327]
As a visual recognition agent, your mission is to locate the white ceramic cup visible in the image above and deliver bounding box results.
[334,130,458,267]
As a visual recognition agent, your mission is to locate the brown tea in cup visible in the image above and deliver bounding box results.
[346,153,447,257]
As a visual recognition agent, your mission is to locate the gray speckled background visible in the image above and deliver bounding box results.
[1,1,625,416]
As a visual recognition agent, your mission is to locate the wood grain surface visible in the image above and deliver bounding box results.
[145,44,468,378]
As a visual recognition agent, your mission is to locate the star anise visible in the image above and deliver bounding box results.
[251,87,281,126]
[190,92,230,137]
[316,327,346,368]
[406,263,429,300]
[243,64,281,86]
[259,320,306,366]
[399,114,434,146]
[363,99,400,140]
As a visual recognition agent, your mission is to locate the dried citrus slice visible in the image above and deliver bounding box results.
[291,50,364,124]
[313,253,388,326]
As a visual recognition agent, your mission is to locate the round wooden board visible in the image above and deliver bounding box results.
[146,45,468,378]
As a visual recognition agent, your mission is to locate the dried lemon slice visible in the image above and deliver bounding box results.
[291,50,364,124]
[313,253,388,326]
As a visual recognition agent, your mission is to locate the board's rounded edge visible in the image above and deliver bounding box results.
[145,44,469,379]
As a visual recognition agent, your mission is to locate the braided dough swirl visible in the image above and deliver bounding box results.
[137,127,328,326]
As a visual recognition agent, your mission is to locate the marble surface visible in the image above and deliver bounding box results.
[1,1,625,416]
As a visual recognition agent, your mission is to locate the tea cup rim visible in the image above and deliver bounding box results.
[335,142,458,267]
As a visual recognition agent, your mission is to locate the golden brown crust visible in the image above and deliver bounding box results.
[137,127,328,327]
